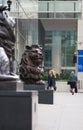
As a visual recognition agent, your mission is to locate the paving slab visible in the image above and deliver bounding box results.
[36,90,83,130]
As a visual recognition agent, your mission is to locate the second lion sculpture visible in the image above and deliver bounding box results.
[19,45,44,84]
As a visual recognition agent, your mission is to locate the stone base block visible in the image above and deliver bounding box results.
[0,91,38,130]
[38,90,54,104]
[0,80,23,91]
[24,84,45,91]
[24,84,53,104]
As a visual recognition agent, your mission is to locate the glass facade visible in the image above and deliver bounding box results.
[44,31,76,70]
[44,31,52,67]
[38,1,81,19]
[15,19,38,63]
[61,31,76,67]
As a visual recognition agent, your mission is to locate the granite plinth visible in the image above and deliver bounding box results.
[24,84,53,104]
[24,83,45,91]
[0,80,23,91]
[0,91,38,130]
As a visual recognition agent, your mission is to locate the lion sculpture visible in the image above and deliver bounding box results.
[0,5,18,80]
[0,47,9,74]
[19,45,44,84]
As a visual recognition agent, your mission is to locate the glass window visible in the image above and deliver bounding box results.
[44,31,52,67]
[49,2,55,12]
[45,48,52,67]
[38,1,47,12]
[44,31,76,69]
[55,2,74,12]
[38,12,81,19]
[38,13,54,18]
[61,31,76,67]
[38,1,81,19]
[56,13,81,18]
[75,2,81,12]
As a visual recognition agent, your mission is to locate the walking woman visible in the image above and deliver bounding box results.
[68,71,78,95]
[47,69,56,91]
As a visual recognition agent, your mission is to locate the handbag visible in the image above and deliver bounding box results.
[67,81,71,85]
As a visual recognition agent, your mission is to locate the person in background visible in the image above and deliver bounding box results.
[68,71,78,95]
[47,69,56,91]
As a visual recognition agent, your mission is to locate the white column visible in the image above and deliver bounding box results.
[52,32,61,74]
[28,35,32,46]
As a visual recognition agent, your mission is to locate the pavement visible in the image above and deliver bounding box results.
[36,89,83,130]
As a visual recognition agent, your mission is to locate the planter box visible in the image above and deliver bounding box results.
[56,81,70,92]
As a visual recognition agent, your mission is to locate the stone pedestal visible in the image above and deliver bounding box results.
[0,91,38,130]
[0,80,23,91]
[24,84,54,104]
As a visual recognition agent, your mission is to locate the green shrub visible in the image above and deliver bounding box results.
[56,73,61,80]
[41,72,70,81]
[63,73,70,80]
[41,74,48,81]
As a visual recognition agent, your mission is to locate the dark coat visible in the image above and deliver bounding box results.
[48,75,56,88]
[69,73,77,89]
